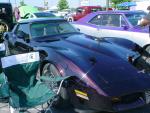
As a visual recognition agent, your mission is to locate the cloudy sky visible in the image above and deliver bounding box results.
[1,0,106,8]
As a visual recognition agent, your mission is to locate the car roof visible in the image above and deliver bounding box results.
[19,18,65,24]
[0,3,11,5]
[94,10,145,14]
[34,11,53,14]
[79,6,102,8]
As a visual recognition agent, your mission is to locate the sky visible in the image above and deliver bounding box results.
[1,0,107,8]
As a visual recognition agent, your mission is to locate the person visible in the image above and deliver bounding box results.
[105,15,119,27]
[139,6,150,26]
[14,7,20,22]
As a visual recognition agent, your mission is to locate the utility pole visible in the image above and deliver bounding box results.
[106,0,109,11]
[44,0,49,10]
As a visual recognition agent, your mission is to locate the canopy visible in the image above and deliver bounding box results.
[117,2,136,7]
[19,5,39,17]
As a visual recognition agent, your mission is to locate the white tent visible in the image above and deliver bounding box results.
[134,1,150,13]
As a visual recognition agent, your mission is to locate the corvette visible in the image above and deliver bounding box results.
[3,18,150,112]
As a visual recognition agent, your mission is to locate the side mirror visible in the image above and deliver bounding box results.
[17,31,30,43]
[122,25,129,30]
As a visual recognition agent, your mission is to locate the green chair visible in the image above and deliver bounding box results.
[0,43,9,100]
[1,52,69,113]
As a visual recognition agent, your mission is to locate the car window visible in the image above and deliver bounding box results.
[30,21,78,38]
[34,12,56,18]
[91,8,102,12]
[89,14,126,27]
[15,24,30,38]
[101,14,121,27]
[89,15,102,25]
[76,8,83,13]
[125,12,146,26]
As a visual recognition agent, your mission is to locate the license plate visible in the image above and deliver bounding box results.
[145,91,150,104]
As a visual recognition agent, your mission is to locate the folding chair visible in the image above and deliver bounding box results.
[1,52,70,113]
[0,43,9,101]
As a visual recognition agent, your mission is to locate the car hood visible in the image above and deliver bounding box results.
[88,59,150,97]
[33,34,150,96]
[33,34,137,69]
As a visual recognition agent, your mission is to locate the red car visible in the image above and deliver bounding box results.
[67,6,102,22]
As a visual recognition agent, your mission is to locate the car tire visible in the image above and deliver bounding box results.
[41,63,71,108]
[68,17,73,22]
[0,19,9,36]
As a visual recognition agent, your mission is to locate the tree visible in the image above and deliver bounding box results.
[111,0,131,8]
[57,0,69,11]
[20,0,26,6]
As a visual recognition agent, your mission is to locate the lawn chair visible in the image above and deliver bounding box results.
[0,43,9,101]
[1,51,69,113]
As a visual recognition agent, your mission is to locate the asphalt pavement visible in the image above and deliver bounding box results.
[0,102,150,113]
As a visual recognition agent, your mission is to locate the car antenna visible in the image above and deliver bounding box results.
[149,26,150,38]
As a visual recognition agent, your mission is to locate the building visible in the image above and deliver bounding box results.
[79,0,106,7]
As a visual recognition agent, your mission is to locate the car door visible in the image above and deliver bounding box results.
[100,14,132,39]
[9,23,32,54]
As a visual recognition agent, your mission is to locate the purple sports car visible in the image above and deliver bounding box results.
[3,18,150,113]
[73,10,150,52]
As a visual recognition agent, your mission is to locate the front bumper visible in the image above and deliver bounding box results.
[68,81,149,112]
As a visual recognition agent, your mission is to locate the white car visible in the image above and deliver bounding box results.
[18,12,56,21]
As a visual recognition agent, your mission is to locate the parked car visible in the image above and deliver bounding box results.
[44,10,62,17]
[3,18,150,112]
[58,9,71,17]
[0,3,13,39]
[67,6,102,22]
[73,10,150,52]
[18,12,56,21]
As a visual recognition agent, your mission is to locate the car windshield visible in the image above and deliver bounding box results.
[91,8,102,12]
[30,21,78,38]
[125,12,146,26]
[34,12,56,17]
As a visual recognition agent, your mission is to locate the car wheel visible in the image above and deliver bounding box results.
[0,20,9,36]
[68,18,73,22]
[42,63,71,108]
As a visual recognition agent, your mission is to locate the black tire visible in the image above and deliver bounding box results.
[42,63,71,108]
[0,20,9,35]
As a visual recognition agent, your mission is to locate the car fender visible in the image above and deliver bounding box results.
[103,37,142,50]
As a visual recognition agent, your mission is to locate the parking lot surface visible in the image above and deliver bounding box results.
[0,102,150,113]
